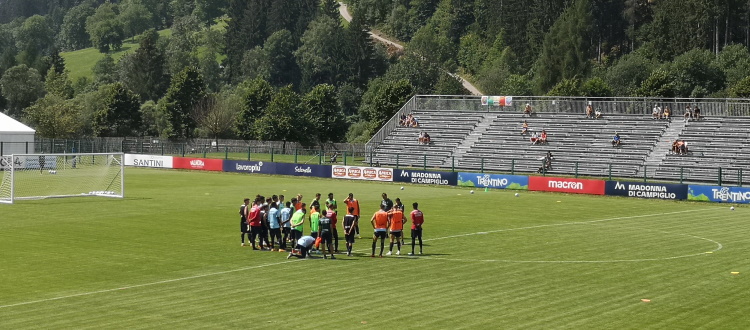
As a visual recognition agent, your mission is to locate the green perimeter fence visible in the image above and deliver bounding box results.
[0,138,367,166]
[1,138,744,186]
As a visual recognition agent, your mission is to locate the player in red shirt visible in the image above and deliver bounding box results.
[326,204,339,253]
[248,197,263,250]
[344,193,361,238]
[409,202,424,255]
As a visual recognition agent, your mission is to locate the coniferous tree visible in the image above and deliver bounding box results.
[161,66,206,139]
[118,29,169,102]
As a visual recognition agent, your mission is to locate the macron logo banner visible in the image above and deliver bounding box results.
[529,176,605,195]
[125,154,173,168]
[173,157,223,171]
[331,165,393,181]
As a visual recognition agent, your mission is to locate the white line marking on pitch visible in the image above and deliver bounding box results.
[0,207,718,309]
[0,260,303,310]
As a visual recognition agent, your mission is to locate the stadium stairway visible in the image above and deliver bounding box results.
[440,114,498,167]
[642,119,686,178]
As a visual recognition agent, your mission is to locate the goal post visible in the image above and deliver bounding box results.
[0,153,124,204]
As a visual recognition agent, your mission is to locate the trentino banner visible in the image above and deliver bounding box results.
[457,172,528,190]
[688,185,750,204]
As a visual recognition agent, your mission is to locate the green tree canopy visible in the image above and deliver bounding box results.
[85,2,125,53]
[161,66,206,138]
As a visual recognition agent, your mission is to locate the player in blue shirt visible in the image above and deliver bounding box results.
[279,201,292,251]
[267,203,281,251]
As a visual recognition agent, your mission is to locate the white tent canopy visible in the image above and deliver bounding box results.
[0,112,35,155]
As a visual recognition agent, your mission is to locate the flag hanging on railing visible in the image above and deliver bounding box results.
[481,96,513,106]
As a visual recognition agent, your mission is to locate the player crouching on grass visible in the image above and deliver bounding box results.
[343,207,358,256]
[287,235,316,259]
[371,204,390,257]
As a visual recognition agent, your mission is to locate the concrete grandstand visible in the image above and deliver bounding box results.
[365,96,750,185]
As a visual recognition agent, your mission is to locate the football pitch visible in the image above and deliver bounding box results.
[1,168,749,328]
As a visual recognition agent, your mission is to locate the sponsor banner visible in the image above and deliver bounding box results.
[606,181,687,200]
[457,172,528,190]
[331,165,394,182]
[528,176,605,195]
[173,157,223,171]
[275,163,331,178]
[223,160,276,174]
[5,155,59,170]
[125,154,173,168]
[393,169,457,186]
[688,185,750,204]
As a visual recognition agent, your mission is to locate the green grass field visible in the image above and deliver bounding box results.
[1,168,749,328]
[61,29,173,82]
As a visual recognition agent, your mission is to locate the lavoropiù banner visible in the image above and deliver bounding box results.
[605,181,687,200]
[528,176,605,195]
[173,157,223,171]
[457,172,528,190]
[223,160,276,174]
[393,169,457,186]
[688,185,750,204]
[275,163,331,178]
[125,154,173,168]
[331,165,393,181]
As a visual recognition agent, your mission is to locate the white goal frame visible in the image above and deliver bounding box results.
[0,153,125,204]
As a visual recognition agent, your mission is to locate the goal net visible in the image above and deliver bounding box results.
[0,153,124,204]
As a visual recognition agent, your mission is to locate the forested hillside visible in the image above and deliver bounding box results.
[352,0,750,98]
[1,0,750,144]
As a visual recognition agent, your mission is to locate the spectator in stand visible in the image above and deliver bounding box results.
[537,151,553,173]
[540,130,548,144]
[693,106,701,120]
[530,132,540,145]
[595,107,603,119]
[671,140,679,154]
[679,140,688,155]
[663,106,671,121]
[424,132,431,144]
[524,103,533,117]
[418,131,426,144]
[521,121,529,135]
[611,133,621,147]
[399,114,407,126]
[411,116,419,127]
[684,106,693,122]
[585,104,594,119]
[652,105,661,120]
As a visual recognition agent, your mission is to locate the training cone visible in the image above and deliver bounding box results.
[484,187,488,192]
[641,299,651,303]
[731,272,740,275]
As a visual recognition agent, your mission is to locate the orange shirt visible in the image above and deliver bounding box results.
[389,210,404,231]
[345,198,360,216]
[373,210,388,230]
